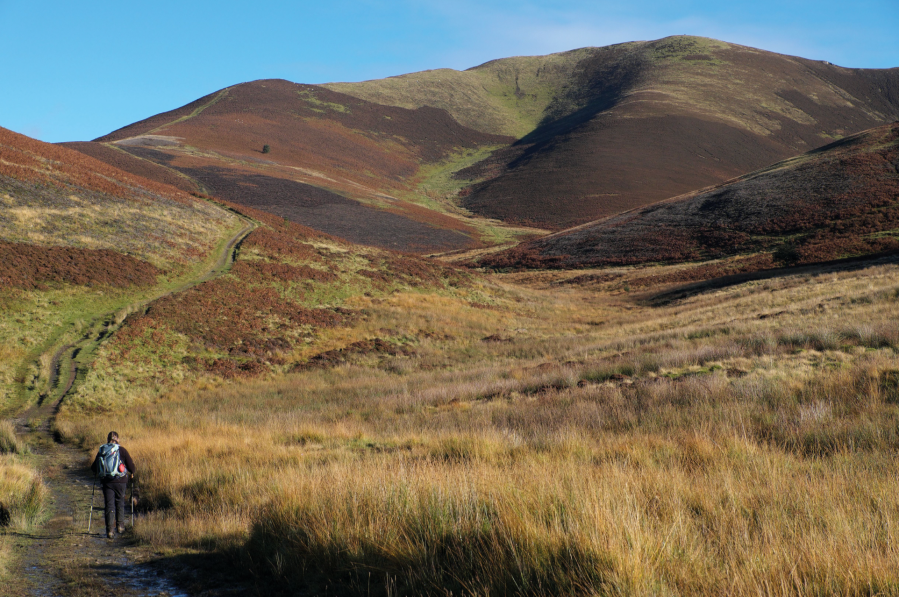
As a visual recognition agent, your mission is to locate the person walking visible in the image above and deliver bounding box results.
[91,431,136,539]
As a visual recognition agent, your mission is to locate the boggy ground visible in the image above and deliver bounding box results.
[52,247,899,596]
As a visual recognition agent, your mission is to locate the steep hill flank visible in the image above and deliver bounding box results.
[79,79,512,253]
[333,36,899,230]
[0,126,236,268]
[460,36,899,229]
[481,122,899,270]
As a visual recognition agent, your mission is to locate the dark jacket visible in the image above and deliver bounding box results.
[91,443,136,485]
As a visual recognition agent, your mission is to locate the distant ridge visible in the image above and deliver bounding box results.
[71,36,899,245]
[332,36,899,229]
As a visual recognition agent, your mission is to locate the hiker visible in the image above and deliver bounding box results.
[91,431,136,539]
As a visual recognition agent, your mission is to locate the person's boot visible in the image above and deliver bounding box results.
[105,510,115,539]
[116,502,126,534]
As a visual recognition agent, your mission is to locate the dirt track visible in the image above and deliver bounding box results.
[7,213,257,597]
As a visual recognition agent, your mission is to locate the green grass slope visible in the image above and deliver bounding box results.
[324,46,607,138]
[0,125,241,413]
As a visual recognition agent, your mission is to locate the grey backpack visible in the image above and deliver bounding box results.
[97,443,126,480]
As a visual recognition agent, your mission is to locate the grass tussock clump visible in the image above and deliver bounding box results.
[249,450,899,596]
[249,462,614,595]
[0,422,26,455]
[0,456,48,530]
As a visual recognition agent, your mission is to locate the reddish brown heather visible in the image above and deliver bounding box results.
[121,150,482,254]
[0,240,161,289]
[110,276,342,376]
[96,80,511,167]
[0,126,195,205]
[103,203,472,378]
[82,80,507,253]
[230,260,337,284]
[627,255,777,288]
[483,122,899,271]
[460,38,899,229]
[59,141,200,194]
[294,338,408,371]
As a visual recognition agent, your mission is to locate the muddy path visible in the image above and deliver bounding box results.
[6,214,257,596]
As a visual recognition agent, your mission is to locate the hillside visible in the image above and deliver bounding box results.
[332,36,899,229]
[0,124,241,412]
[71,37,899,245]
[70,80,518,253]
[325,47,603,138]
[0,126,236,270]
[6,123,899,595]
[481,121,899,270]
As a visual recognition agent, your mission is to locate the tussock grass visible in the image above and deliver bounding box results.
[54,257,899,594]
[0,456,48,530]
[0,421,26,455]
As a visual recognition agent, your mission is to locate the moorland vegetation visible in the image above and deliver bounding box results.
[484,121,899,271]
[69,36,899,253]
[56,246,899,596]
[1,36,898,597]
[0,125,243,581]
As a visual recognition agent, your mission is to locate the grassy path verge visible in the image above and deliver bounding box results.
[4,211,257,596]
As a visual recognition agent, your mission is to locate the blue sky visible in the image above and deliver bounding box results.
[2,0,897,143]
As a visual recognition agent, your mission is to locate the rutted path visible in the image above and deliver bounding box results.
[7,213,257,597]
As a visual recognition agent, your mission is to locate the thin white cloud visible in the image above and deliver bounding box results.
[419,0,894,70]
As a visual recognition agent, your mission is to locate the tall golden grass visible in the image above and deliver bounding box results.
[0,422,47,578]
[57,258,899,594]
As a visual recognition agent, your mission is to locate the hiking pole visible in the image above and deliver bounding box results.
[130,474,134,528]
[87,472,97,534]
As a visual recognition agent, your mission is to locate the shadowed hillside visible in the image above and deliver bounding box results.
[481,121,899,270]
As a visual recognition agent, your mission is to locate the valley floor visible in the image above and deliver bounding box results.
[5,244,899,595]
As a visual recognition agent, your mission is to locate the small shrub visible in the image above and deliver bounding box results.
[262,144,271,154]
[773,242,800,265]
